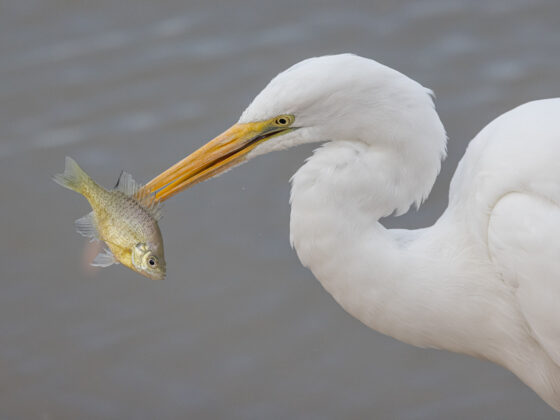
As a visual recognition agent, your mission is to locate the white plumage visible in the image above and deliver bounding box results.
[249,55,560,409]
[147,54,560,410]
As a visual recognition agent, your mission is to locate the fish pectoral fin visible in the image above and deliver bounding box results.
[91,247,118,267]
[114,170,163,221]
[143,198,163,221]
[75,211,99,241]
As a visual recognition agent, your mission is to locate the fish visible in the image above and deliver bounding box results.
[54,157,166,280]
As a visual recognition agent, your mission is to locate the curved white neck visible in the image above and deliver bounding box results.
[289,140,509,356]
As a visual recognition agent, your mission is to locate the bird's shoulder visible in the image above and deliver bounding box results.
[448,98,560,224]
[488,191,560,366]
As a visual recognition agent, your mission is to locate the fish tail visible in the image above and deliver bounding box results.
[53,156,90,194]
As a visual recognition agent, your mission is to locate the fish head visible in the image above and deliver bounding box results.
[131,242,166,280]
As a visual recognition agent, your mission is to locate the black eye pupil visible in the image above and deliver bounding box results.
[278,118,287,125]
[149,259,155,266]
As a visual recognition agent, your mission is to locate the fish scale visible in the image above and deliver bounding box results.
[54,157,166,280]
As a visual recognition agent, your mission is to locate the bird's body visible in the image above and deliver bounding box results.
[290,98,560,408]
[145,54,560,410]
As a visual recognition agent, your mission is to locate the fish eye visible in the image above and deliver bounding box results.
[274,115,294,126]
[147,255,158,268]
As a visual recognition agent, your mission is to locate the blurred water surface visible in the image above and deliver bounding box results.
[1,1,560,418]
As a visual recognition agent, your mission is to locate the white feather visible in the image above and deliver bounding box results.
[234,54,560,410]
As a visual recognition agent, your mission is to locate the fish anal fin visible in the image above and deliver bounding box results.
[75,211,99,241]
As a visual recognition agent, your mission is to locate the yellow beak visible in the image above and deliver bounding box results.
[143,120,292,201]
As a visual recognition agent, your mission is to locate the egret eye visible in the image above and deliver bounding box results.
[273,115,294,127]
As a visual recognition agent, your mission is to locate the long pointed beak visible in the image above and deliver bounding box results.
[143,121,290,201]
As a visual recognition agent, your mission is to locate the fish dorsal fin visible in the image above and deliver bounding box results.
[91,247,117,267]
[115,171,140,196]
[114,171,163,221]
[75,211,99,241]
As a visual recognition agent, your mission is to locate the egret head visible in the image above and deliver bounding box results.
[145,54,445,201]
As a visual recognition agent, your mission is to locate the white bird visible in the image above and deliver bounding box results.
[144,54,560,410]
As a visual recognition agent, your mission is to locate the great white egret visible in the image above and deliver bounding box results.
[144,54,560,410]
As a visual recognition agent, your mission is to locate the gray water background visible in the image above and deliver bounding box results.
[1,1,560,418]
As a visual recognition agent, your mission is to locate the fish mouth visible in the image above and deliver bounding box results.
[135,265,166,280]
[142,120,293,201]
[144,271,166,281]
[131,243,166,280]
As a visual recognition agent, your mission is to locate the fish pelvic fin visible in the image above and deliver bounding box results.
[53,156,90,194]
[91,247,118,267]
[115,171,163,221]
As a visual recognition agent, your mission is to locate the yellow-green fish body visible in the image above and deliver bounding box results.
[54,157,165,280]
